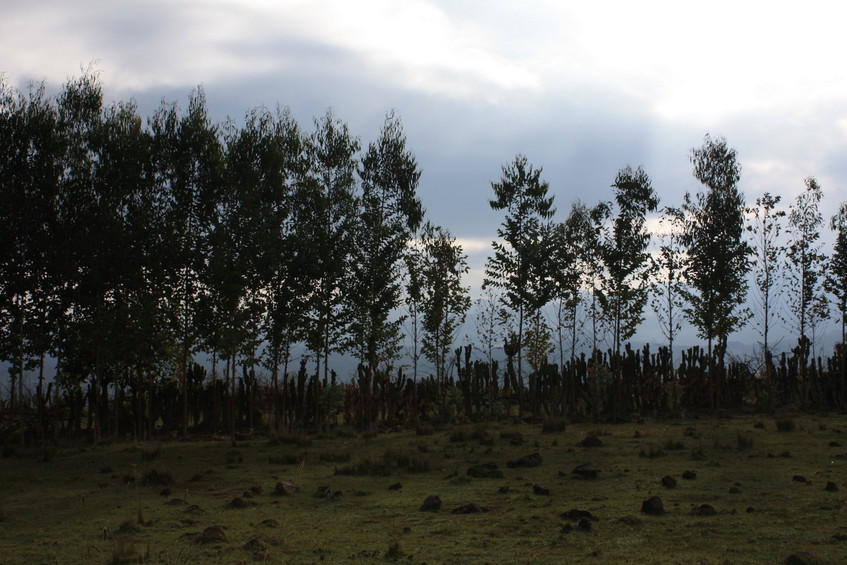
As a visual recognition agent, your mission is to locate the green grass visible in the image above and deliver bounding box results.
[1,415,846,564]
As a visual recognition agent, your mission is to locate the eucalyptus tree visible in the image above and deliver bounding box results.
[151,88,224,436]
[0,79,62,417]
[650,207,686,374]
[418,223,471,381]
[348,112,423,372]
[300,110,360,381]
[484,154,556,395]
[746,192,785,375]
[785,177,828,366]
[596,165,659,357]
[681,135,750,409]
[827,202,847,348]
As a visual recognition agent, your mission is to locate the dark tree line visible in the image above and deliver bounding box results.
[3,74,847,445]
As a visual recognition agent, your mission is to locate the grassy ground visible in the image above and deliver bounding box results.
[1,414,846,564]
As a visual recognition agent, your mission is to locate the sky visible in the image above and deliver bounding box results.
[4,0,847,362]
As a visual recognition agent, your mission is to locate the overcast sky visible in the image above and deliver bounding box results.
[4,0,847,299]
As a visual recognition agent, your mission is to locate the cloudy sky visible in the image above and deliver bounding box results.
[4,0,847,304]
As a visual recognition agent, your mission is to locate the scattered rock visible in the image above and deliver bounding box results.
[388,482,403,491]
[197,526,226,543]
[729,487,741,494]
[577,518,592,531]
[420,495,442,512]
[159,487,173,497]
[184,504,205,515]
[618,515,641,526]
[661,475,677,488]
[227,497,256,509]
[682,470,697,480]
[165,497,187,506]
[641,496,664,515]
[785,550,835,565]
[258,518,279,528]
[243,538,267,552]
[572,462,599,479]
[580,434,604,448]
[532,484,550,496]
[116,520,142,535]
[829,441,841,447]
[506,452,542,468]
[101,466,113,474]
[249,485,263,495]
[189,473,204,482]
[467,462,504,478]
[451,503,488,514]
[560,509,598,522]
[315,486,342,500]
[691,504,716,516]
[825,481,839,492]
[792,475,808,484]
[497,485,513,494]
[274,481,298,496]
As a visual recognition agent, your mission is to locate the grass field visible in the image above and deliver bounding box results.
[1,414,846,564]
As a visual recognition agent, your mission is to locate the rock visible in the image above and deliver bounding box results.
[641,496,664,515]
[274,481,298,496]
[197,526,226,543]
[580,434,604,448]
[315,486,342,499]
[388,482,403,491]
[249,485,263,495]
[691,504,716,516]
[661,475,677,488]
[729,487,741,494]
[785,550,835,564]
[159,487,173,497]
[506,452,542,468]
[825,481,839,492]
[184,504,205,515]
[467,462,504,478]
[560,509,597,522]
[451,503,488,514]
[258,518,279,528]
[532,484,550,496]
[166,498,187,506]
[682,470,697,480]
[497,485,513,494]
[829,441,841,447]
[572,462,599,479]
[618,515,641,526]
[792,475,808,484]
[189,473,204,482]
[420,495,442,512]
[243,538,267,552]
[226,497,254,509]
[577,517,592,531]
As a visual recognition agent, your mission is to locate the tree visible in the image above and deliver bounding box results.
[746,192,785,376]
[484,154,556,400]
[418,223,471,381]
[348,111,423,372]
[680,134,750,409]
[650,207,686,375]
[300,110,360,381]
[152,88,224,437]
[827,202,847,348]
[785,177,828,372]
[597,165,659,356]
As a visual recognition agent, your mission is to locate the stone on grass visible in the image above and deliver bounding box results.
[315,486,342,500]
[682,470,697,480]
[420,495,442,512]
[388,482,403,491]
[825,481,839,492]
[506,452,542,468]
[532,484,550,496]
[641,496,664,515]
[661,475,677,488]
[198,526,226,543]
[560,509,597,522]
[467,462,504,478]
[691,504,716,516]
[792,475,808,483]
[274,481,298,496]
[572,462,599,479]
[451,503,488,514]
[580,434,604,448]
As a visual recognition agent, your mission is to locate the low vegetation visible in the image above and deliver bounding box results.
[2,414,846,564]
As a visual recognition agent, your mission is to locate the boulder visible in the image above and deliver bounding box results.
[420,495,442,512]
[506,452,542,468]
[641,496,664,515]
